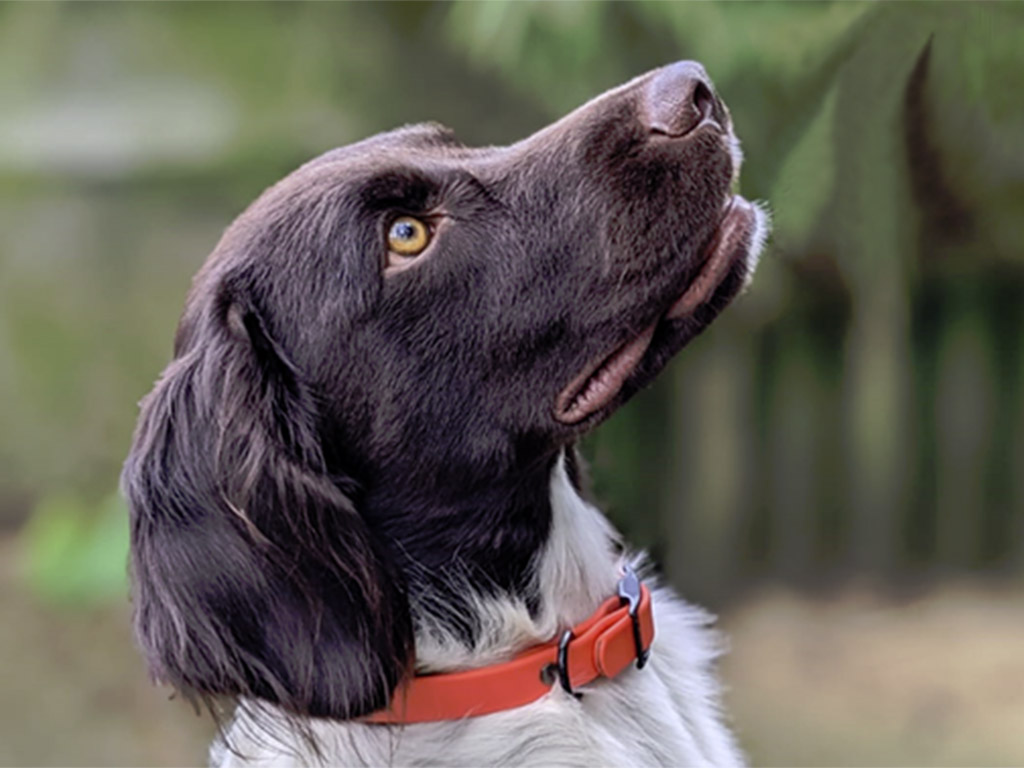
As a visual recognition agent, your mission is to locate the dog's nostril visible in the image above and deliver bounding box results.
[643,60,721,138]
[692,80,714,125]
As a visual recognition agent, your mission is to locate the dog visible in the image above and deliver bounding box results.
[123,61,768,767]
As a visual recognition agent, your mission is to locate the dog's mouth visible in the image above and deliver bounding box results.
[554,196,762,425]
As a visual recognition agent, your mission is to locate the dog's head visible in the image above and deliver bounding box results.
[124,62,767,720]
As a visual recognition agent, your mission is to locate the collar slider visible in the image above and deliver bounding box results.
[555,629,582,698]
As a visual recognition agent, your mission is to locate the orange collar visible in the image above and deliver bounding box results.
[365,567,655,724]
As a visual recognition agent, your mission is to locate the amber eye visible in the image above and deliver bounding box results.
[387,216,431,256]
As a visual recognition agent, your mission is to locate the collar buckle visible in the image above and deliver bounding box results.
[616,564,650,669]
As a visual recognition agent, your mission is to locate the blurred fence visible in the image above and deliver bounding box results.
[0,2,1022,607]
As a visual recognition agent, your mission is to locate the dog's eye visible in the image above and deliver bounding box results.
[387,216,431,257]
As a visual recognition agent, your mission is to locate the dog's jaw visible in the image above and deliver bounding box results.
[554,194,769,427]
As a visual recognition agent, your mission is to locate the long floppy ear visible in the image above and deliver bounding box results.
[122,281,412,719]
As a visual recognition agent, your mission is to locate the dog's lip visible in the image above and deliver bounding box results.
[553,195,756,426]
[666,196,757,319]
[554,322,658,424]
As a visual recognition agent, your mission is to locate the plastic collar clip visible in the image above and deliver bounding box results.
[616,564,650,670]
[553,564,651,697]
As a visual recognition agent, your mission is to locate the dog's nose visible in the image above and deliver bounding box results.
[642,61,723,137]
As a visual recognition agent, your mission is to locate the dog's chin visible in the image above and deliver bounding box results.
[554,196,768,430]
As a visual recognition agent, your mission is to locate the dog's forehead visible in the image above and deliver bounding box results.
[255,122,514,209]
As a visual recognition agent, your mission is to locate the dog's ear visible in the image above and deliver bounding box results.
[122,278,412,719]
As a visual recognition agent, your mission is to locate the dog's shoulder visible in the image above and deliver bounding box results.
[639,586,746,767]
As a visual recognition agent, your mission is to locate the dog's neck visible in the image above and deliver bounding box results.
[411,451,623,672]
[534,452,624,625]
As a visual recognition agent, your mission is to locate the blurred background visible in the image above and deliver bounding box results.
[1,2,1022,765]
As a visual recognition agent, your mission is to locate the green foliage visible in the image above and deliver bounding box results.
[20,492,130,605]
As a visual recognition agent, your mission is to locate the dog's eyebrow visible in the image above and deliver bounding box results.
[436,168,499,209]
[351,166,498,220]
[356,170,437,211]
